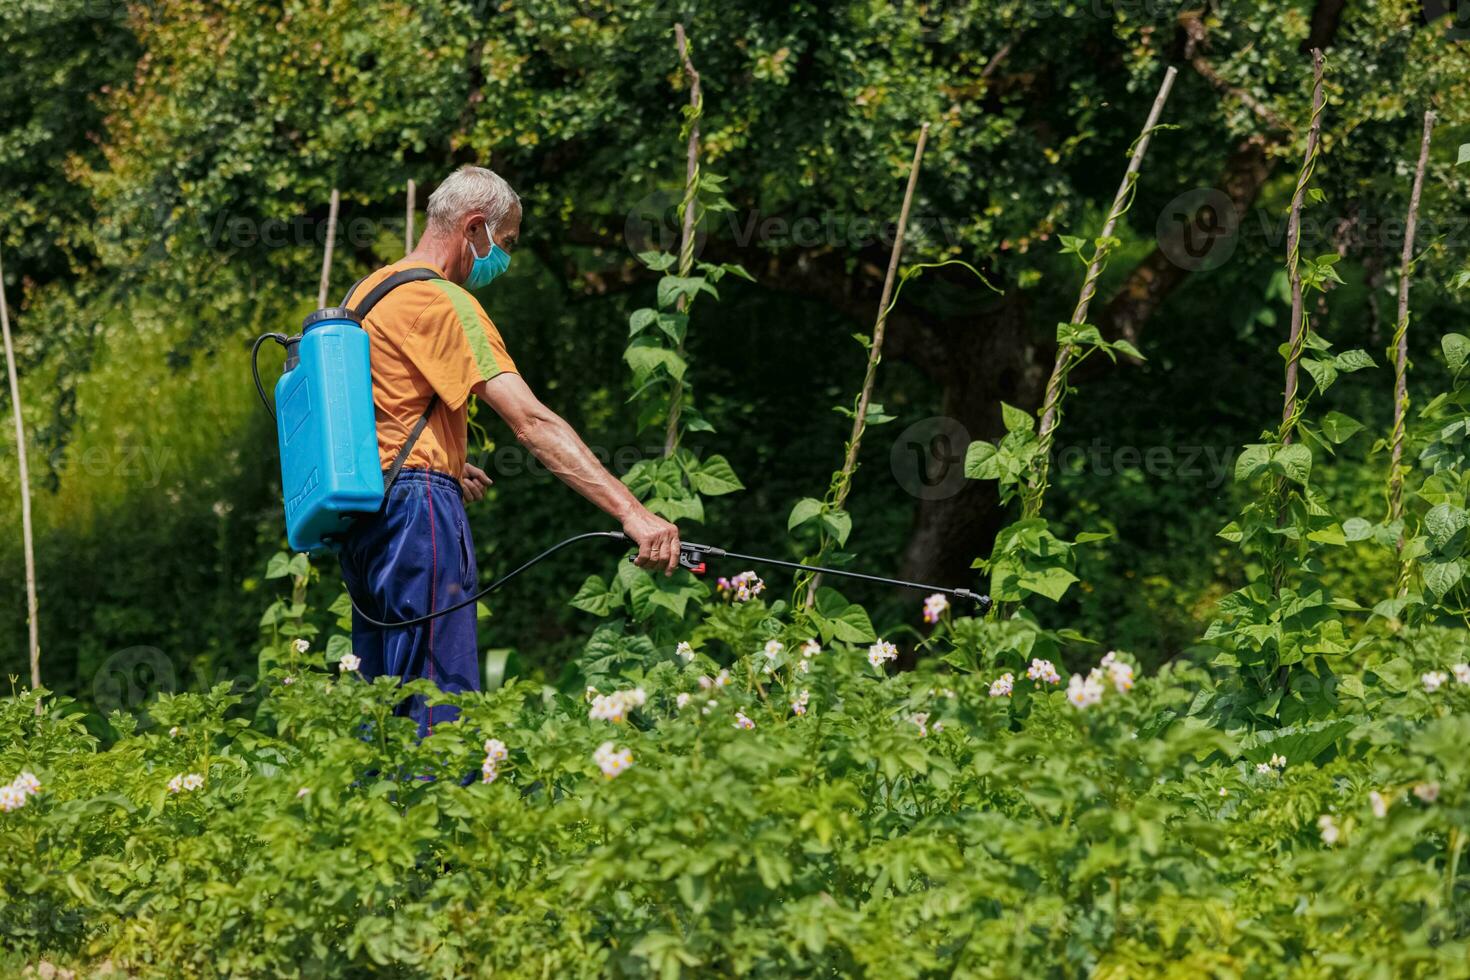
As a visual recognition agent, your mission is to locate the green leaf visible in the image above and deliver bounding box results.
[657,276,717,309]
[687,454,743,496]
[483,649,519,692]
[624,344,688,383]
[1458,143,1470,167]
[570,575,618,616]
[1235,444,1272,482]
[827,601,876,644]
[1444,333,1470,377]
[1300,356,1337,393]
[863,401,897,426]
[1306,524,1346,546]
[628,308,658,337]
[1273,444,1312,485]
[819,509,853,547]
[964,441,999,480]
[1016,566,1078,602]
[656,313,689,344]
[626,571,658,620]
[639,251,676,271]
[1424,557,1465,598]
[1342,517,1374,542]
[1056,321,1104,348]
[1109,338,1144,360]
[647,586,690,618]
[813,587,877,643]
[1000,402,1033,435]
[1319,411,1364,444]
[648,494,704,523]
[787,497,824,531]
[265,552,292,579]
[1332,349,1375,373]
[1424,503,1468,554]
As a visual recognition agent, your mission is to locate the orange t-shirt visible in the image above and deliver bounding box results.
[341,260,517,477]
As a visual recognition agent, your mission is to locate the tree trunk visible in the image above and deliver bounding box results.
[891,292,1045,586]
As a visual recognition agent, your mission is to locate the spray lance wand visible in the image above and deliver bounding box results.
[346,530,990,629]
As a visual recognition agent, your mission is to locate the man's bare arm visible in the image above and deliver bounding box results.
[476,373,681,574]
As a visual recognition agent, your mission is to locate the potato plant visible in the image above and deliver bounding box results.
[4,559,1470,977]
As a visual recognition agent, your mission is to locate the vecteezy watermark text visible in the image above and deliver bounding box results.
[888,416,1238,500]
[1157,186,1470,272]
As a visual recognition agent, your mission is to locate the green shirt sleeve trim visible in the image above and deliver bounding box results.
[429,280,503,381]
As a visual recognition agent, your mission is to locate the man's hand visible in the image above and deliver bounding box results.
[460,462,493,504]
[621,507,681,576]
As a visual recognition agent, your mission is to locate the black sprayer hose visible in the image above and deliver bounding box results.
[252,333,290,422]
[630,540,992,611]
[352,531,990,630]
[696,545,990,609]
[350,531,632,629]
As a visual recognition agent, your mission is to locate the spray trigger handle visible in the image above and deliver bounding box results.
[622,541,711,574]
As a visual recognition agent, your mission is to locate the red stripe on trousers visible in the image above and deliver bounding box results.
[426,478,438,734]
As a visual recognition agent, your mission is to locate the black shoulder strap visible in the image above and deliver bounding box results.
[382,393,440,500]
[340,275,369,310]
[351,267,445,319]
[340,267,449,499]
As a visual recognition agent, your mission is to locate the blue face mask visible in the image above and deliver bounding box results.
[464,232,511,290]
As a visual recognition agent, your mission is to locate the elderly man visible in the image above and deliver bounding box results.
[340,164,680,735]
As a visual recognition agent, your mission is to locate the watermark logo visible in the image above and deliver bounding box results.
[623,189,707,260]
[92,646,176,717]
[1156,187,1239,272]
[890,416,972,501]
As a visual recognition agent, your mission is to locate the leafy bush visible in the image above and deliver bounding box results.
[4,566,1470,977]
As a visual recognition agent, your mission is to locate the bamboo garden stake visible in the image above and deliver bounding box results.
[1388,109,1436,528]
[0,243,40,694]
[406,179,417,255]
[317,187,340,308]
[1269,48,1326,600]
[1027,65,1178,517]
[663,22,703,458]
[804,122,930,605]
[1280,50,1327,443]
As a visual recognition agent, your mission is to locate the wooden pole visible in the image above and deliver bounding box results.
[831,122,930,513]
[1029,66,1178,513]
[1281,50,1326,441]
[804,122,930,604]
[317,188,340,308]
[406,179,416,255]
[1388,109,1436,527]
[663,23,703,457]
[0,244,40,695]
[1271,49,1327,602]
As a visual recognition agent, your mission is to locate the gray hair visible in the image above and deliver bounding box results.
[426,165,520,233]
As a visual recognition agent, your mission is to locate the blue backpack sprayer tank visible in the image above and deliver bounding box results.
[252,271,989,629]
[252,268,444,554]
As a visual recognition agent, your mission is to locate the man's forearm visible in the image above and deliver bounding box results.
[477,372,681,571]
[513,414,640,520]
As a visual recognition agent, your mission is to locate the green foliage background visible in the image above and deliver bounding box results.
[2,0,1463,698]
